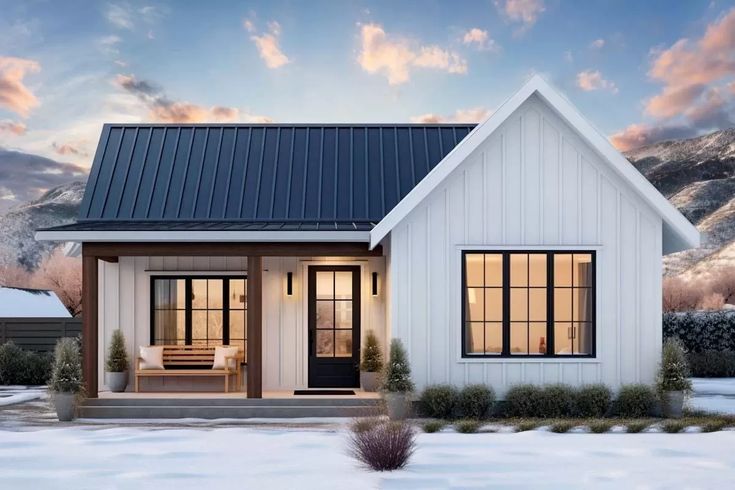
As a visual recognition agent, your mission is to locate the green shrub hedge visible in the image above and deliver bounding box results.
[419,384,458,419]
[0,342,52,385]
[687,350,735,377]
[456,384,495,419]
[615,384,657,417]
[575,384,613,417]
[663,311,735,352]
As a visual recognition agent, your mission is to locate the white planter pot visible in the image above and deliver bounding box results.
[384,392,412,420]
[360,371,380,392]
[53,392,77,422]
[663,391,685,418]
[107,372,128,393]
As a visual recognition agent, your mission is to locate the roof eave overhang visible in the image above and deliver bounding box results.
[35,230,372,243]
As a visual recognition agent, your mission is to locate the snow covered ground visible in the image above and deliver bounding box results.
[0,386,44,407]
[1,427,735,489]
[689,378,735,414]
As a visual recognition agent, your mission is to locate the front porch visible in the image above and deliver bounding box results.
[82,241,387,401]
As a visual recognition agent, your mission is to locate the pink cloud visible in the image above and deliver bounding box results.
[0,56,40,117]
[247,20,290,69]
[495,0,545,33]
[576,70,618,93]
[410,107,491,123]
[0,120,26,135]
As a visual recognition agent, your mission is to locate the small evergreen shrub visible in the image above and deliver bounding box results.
[588,420,613,434]
[383,339,414,393]
[549,421,575,433]
[105,330,129,373]
[422,420,446,433]
[538,384,576,418]
[0,342,53,385]
[454,419,481,433]
[661,420,687,433]
[361,331,383,373]
[688,351,735,377]
[348,420,416,471]
[48,337,83,394]
[504,384,543,417]
[419,385,458,419]
[657,338,692,394]
[457,384,495,420]
[575,384,613,417]
[625,420,649,433]
[615,384,656,418]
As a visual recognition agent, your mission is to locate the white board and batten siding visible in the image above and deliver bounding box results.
[97,256,386,392]
[388,94,663,396]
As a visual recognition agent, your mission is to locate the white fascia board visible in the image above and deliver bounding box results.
[369,75,700,252]
[35,230,371,243]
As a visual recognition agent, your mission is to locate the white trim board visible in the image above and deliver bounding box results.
[369,75,699,254]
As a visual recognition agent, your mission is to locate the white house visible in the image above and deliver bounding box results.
[36,76,698,400]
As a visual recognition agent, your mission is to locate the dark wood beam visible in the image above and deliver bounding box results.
[246,256,263,398]
[97,256,119,263]
[82,242,382,257]
[81,253,98,398]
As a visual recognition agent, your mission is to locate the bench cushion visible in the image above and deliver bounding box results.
[213,346,239,370]
[139,346,164,370]
[137,369,231,376]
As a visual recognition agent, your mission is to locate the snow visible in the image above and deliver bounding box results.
[0,287,71,317]
[689,378,735,414]
[1,427,735,489]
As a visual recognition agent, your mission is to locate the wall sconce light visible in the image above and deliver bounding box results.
[371,272,379,296]
[286,272,293,296]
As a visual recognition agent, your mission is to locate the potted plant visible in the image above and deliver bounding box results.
[106,330,129,392]
[360,331,383,392]
[382,339,414,420]
[656,337,692,418]
[48,337,84,422]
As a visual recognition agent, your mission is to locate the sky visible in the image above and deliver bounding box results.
[1,0,735,210]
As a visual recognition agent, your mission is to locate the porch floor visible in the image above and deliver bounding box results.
[98,390,381,400]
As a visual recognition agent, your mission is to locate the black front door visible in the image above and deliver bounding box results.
[308,266,361,388]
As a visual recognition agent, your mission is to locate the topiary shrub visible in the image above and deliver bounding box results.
[106,330,129,373]
[615,384,656,418]
[348,420,416,471]
[575,384,613,418]
[657,338,692,394]
[538,384,576,418]
[383,339,414,393]
[361,330,384,373]
[504,384,543,417]
[688,350,735,377]
[457,384,495,420]
[48,337,84,395]
[419,385,458,419]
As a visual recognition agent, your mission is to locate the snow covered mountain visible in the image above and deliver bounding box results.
[624,128,735,277]
[0,182,85,270]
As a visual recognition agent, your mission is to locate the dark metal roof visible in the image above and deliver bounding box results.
[40,220,375,232]
[78,124,475,224]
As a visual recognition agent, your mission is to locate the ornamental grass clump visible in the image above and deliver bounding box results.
[657,338,692,394]
[454,419,481,433]
[419,385,458,419]
[457,384,495,419]
[383,339,414,393]
[348,420,416,471]
[48,337,83,395]
[422,420,446,433]
[105,330,129,373]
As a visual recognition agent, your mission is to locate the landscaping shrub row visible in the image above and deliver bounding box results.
[419,382,658,419]
[0,342,52,385]
[663,311,735,352]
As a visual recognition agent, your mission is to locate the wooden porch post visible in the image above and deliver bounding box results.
[246,256,263,398]
[82,251,99,398]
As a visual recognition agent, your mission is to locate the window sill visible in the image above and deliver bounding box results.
[457,357,601,364]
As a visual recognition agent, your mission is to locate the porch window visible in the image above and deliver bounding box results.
[151,276,247,360]
[462,251,595,358]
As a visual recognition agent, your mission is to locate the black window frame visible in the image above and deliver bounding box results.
[149,275,247,354]
[461,250,596,359]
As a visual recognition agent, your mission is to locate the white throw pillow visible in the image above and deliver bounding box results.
[213,346,239,370]
[139,346,164,370]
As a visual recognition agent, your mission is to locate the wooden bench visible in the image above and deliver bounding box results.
[135,345,244,393]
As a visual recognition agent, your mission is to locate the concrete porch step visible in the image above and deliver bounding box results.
[79,403,382,419]
[85,397,381,407]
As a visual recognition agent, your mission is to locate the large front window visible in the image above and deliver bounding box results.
[151,276,247,359]
[462,251,595,358]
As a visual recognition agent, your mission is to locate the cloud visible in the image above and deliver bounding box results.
[357,23,468,85]
[576,70,618,93]
[410,107,491,123]
[0,56,40,117]
[610,123,696,152]
[246,19,290,69]
[494,0,545,32]
[462,28,499,52]
[114,73,271,123]
[52,142,88,157]
[97,34,122,55]
[0,147,88,212]
[105,3,134,29]
[590,38,605,49]
[0,120,26,135]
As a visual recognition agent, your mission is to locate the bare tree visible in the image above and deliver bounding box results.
[706,267,735,306]
[698,292,726,310]
[0,263,33,288]
[32,249,82,316]
[662,276,701,312]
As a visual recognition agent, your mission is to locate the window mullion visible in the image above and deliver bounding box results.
[185,279,193,345]
[502,253,510,356]
[546,253,554,357]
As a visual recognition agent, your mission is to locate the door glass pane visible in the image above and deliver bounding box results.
[154,310,185,344]
[173,279,186,309]
[484,289,502,322]
[154,280,170,308]
[316,271,334,299]
[192,311,207,341]
[192,279,207,309]
[230,279,246,309]
[208,311,223,344]
[316,301,334,329]
[334,272,352,300]
[510,254,528,287]
[554,288,572,321]
[466,288,484,322]
[207,279,223,309]
[335,301,353,329]
[510,288,527,321]
[529,289,546,321]
[484,323,502,354]
[465,322,484,355]
[554,254,572,287]
[554,322,573,354]
[574,254,593,287]
[530,322,546,355]
[316,330,333,357]
[510,322,528,354]
[484,254,503,287]
[465,254,484,287]
[529,254,547,287]
[335,330,352,357]
[229,310,245,340]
